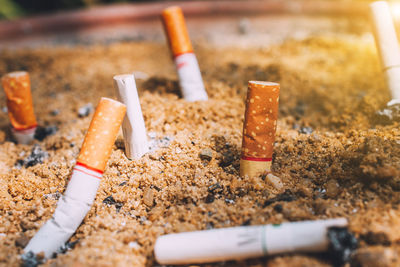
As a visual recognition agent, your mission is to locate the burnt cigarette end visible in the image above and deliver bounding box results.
[327,226,358,266]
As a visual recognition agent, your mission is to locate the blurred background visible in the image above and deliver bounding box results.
[0,0,374,20]
[0,0,158,19]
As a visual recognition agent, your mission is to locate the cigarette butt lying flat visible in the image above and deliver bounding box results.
[161,6,208,102]
[113,74,149,159]
[240,81,280,178]
[1,71,37,144]
[154,218,348,265]
[370,1,400,100]
[24,98,126,258]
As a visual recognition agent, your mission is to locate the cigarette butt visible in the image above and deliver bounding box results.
[24,97,126,258]
[161,6,208,102]
[240,81,280,178]
[154,218,348,265]
[113,74,149,159]
[1,71,37,144]
[77,97,126,172]
[370,1,400,100]
[161,6,193,57]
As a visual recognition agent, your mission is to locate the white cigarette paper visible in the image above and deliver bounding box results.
[175,53,208,102]
[113,74,149,159]
[12,127,36,145]
[370,1,400,100]
[24,165,101,257]
[154,218,348,265]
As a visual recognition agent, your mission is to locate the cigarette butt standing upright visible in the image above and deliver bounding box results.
[113,74,149,159]
[370,1,400,100]
[1,71,37,144]
[154,218,348,265]
[24,98,126,258]
[161,6,208,102]
[240,81,280,178]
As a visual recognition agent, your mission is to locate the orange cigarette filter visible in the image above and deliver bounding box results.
[240,81,280,178]
[161,6,193,57]
[1,71,37,130]
[77,97,126,173]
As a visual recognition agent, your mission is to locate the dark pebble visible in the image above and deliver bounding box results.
[103,196,124,212]
[21,251,44,267]
[327,226,358,266]
[360,231,391,246]
[16,145,49,168]
[15,234,29,248]
[199,149,213,161]
[208,183,222,193]
[264,190,296,207]
[219,151,235,167]
[34,125,58,141]
[57,240,79,254]
[273,204,283,212]
[78,103,93,118]
[50,109,60,116]
[205,193,215,203]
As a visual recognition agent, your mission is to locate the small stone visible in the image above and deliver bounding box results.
[78,103,93,118]
[199,149,213,161]
[266,173,284,190]
[325,179,340,198]
[34,125,58,141]
[15,234,29,248]
[16,145,49,168]
[353,247,397,267]
[264,190,296,207]
[50,109,60,116]
[298,126,313,134]
[128,241,140,249]
[361,231,391,246]
[220,151,235,167]
[103,196,123,212]
[205,193,215,203]
[21,251,44,267]
[143,187,154,206]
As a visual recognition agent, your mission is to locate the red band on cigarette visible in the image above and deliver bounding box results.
[174,51,194,59]
[76,161,103,175]
[241,156,272,162]
[12,124,38,131]
[73,166,102,179]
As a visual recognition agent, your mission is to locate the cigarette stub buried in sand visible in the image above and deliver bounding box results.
[113,74,149,159]
[370,1,400,100]
[161,6,208,102]
[24,98,126,258]
[1,71,37,144]
[155,218,348,265]
[240,81,280,178]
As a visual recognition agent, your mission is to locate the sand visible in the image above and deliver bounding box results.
[0,36,399,267]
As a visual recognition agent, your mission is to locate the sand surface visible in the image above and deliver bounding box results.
[0,36,400,266]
